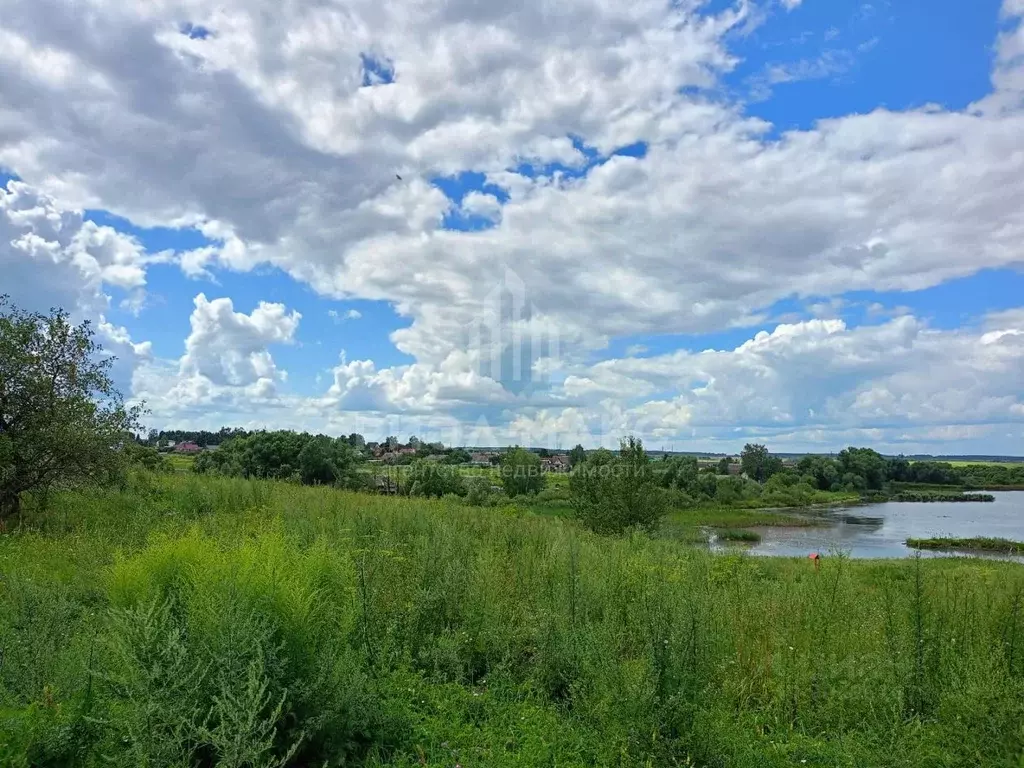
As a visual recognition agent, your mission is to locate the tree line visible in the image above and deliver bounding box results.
[2,297,1021,528]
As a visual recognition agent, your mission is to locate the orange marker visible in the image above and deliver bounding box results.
[808,552,821,571]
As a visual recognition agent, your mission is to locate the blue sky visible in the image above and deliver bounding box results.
[1,0,1023,453]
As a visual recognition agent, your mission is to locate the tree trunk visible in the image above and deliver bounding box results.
[0,493,20,529]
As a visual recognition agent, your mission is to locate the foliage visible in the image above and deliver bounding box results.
[148,427,251,448]
[740,443,783,483]
[570,436,667,534]
[906,537,1024,554]
[463,476,499,506]
[836,447,888,490]
[956,462,1024,488]
[193,431,361,487]
[0,296,143,522]
[568,444,586,467]
[499,446,546,497]
[892,491,994,502]
[443,447,472,465]
[405,460,467,498]
[1,473,1023,767]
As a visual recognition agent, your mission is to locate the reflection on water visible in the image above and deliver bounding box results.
[747,491,1024,562]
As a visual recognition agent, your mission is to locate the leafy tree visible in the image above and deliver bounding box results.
[194,431,360,485]
[500,446,546,497]
[796,455,841,491]
[406,460,466,498]
[444,448,472,465]
[568,444,586,467]
[570,437,666,534]
[717,456,732,475]
[297,435,358,485]
[740,443,784,483]
[0,297,142,522]
[837,447,887,490]
[537,447,550,458]
[660,455,699,490]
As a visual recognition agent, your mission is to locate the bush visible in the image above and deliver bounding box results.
[569,436,667,534]
[463,476,495,506]
[500,447,546,497]
[405,461,467,498]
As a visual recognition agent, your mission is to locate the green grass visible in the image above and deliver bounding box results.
[716,528,762,544]
[165,453,196,472]
[906,537,1024,555]
[1,472,1023,767]
[892,491,995,502]
[942,459,1024,467]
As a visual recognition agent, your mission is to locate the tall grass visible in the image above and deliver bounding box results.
[1,472,1023,766]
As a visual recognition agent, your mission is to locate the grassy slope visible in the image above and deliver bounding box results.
[1,473,1022,767]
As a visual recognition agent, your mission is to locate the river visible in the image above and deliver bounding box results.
[743,491,1024,561]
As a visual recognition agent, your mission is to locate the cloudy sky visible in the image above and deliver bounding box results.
[2,0,1023,454]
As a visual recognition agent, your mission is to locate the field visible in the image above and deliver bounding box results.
[3,472,1023,767]
[936,460,1024,467]
[165,452,197,472]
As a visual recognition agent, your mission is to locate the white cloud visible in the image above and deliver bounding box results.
[461,191,503,222]
[780,0,804,10]
[179,294,299,388]
[328,308,362,322]
[2,0,1024,452]
[0,180,147,316]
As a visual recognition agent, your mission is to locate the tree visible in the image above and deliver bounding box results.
[406,460,466,498]
[537,447,550,458]
[297,435,358,485]
[740,443,783,483]
[444,447,472,465]
[570,436,667,534]
[0,297,142,522]
[717,456,732,475]
[194,431,361,485]
[500,446,546,497]
[837,447,887,490]
[568,444,586,468]
[660,455,699,490]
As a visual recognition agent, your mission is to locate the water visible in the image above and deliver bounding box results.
[745,491,1024,561]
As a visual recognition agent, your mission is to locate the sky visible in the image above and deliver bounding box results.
[1,0,1023,455]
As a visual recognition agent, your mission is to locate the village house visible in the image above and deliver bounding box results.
[175,441,202,454]
[469,451,496,466]
[541,454,571,472]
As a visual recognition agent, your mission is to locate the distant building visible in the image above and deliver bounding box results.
[469,451,496,466]
[175,441,202,453]
[541,454,571,472]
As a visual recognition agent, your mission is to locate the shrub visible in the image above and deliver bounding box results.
[405,461,467,498]
[500,447,546,497]
[569,436,667,534]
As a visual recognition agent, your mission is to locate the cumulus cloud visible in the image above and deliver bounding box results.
[179,294,299,388]
[2,0,1024,451]
[130,294,301,423]
[0,180,147,316]
[328,308,362,322]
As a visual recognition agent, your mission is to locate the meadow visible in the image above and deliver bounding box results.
[2,472,1023,767]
